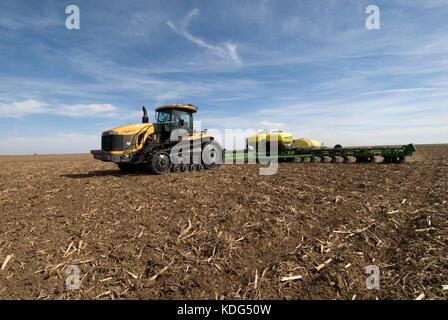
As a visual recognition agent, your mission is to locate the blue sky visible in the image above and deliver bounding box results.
[0,0,447,154]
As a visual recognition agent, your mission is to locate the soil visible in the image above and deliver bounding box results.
[0,146,447,300]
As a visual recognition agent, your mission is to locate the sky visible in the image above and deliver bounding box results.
[0,0,447,154]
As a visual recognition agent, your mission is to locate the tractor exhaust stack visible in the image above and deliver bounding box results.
[142,106,148,123]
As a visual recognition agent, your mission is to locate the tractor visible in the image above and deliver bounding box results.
[91,104,222,174]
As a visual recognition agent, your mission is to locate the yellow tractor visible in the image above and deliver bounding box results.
[91,104,222,174]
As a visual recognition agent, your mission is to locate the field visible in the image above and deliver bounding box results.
[0,146,447,300]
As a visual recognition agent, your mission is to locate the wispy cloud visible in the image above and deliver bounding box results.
[281,16,301,34]
[361,88,438,95]
[252,89,448,146]
[258,120,284,128]
[0,99,48,118]
[180,7,200,29]
[167,9,242,67]
[0,46,259,108]
[0,99,118,118]
[396,0,448,8]
[59,104,117,117]
[0,15,59,30]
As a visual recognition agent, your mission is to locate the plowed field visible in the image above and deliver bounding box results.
[0,146,447,299]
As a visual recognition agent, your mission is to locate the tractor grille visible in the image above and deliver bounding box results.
[102,134,135,151]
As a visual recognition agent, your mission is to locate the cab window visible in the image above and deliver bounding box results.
[177,113,191,128]
[156,111,171,122]
[173,110,192,129]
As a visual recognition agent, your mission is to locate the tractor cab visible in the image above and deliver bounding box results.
[154,104,196,141]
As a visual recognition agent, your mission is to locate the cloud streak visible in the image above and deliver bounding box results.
[167,9,242,67]
[0,99,118,118]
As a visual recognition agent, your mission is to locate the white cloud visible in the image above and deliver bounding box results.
[253,92,448,146]
[59,104,117,117]
[0,99,118,118]
[258,120,284,128]
[167,9,242,67]
[181,8,200,29]
[225,43,242,66]
[0,99,49,117]
[360,88,437,95]
[0,15,59,30]
[396,0,448,8]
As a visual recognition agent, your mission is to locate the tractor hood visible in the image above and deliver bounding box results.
[103,123,153,136]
